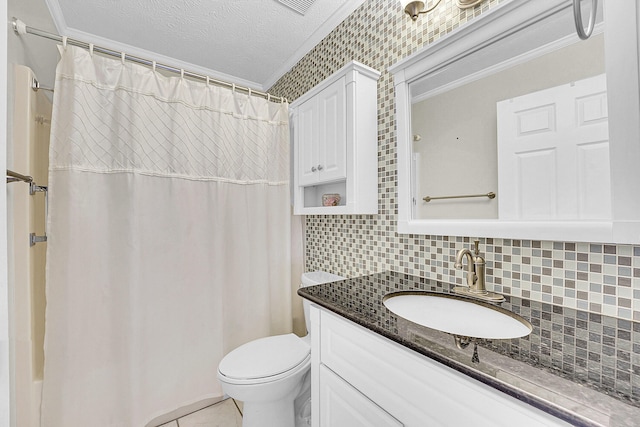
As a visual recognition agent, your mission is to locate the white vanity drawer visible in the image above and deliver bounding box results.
[318,364,403,427]
[316,308,569,427]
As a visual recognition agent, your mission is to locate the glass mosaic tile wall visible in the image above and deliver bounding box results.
[301,271,640,404]
[269,0,640,322]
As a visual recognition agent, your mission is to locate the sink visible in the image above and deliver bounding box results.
[383,292,532,340]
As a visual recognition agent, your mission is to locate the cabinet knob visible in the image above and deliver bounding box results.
[311,166,317,172]
[317,164,324,171]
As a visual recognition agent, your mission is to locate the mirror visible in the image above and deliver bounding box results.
[390,0,640,243]
[411,35,605,220]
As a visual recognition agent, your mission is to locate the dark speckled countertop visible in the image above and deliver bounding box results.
[298,271,640,427]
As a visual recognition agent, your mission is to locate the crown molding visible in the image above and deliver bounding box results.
[263,0,366,90]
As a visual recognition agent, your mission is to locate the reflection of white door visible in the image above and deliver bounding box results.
[497,74,610,220]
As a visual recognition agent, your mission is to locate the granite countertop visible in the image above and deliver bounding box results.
[298,271,640,427]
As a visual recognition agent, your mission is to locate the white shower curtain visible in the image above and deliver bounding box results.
[41,45,292,426]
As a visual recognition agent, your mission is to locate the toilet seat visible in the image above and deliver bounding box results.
[218,334,311,385]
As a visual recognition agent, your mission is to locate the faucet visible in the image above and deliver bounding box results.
[454,240,486,293]
[453,240,504,302]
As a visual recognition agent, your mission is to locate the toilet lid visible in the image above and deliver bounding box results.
[218,333,311,380]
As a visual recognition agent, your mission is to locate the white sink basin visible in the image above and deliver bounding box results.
[383,292,532,340]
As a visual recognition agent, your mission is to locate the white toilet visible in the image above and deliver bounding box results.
[217,271,345,427]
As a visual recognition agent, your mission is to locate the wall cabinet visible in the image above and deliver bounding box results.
[310,306,570,427]
[291,61,380,215]
[297,77,346,187]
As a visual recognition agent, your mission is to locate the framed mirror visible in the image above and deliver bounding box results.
[390,0,640,244]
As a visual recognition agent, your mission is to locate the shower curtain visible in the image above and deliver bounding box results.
[41,45,292,426]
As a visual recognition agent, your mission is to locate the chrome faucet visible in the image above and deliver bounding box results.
[453,240,504,302]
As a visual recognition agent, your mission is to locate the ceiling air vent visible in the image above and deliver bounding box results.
[277,0,316,15]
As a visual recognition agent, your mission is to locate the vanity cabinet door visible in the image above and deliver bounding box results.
[318,364,403,427]
[297,77,346,187]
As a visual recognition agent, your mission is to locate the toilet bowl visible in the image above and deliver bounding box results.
[217,271,345,427]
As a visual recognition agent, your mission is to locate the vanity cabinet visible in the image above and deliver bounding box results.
[291,61,380,215]
[310,306,570,427]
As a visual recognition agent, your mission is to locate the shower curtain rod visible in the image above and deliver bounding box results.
[11,18,287,104]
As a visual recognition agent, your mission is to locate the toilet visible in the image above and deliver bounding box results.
[217,271,345,427]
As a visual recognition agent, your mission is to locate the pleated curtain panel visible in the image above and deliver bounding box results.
[41,45,292,426]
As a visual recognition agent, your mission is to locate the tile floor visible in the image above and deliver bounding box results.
[158,399,243,427]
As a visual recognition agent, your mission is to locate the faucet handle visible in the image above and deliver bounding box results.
[473,239,480,255]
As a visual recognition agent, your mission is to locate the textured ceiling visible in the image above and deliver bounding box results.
[44,0,365,90]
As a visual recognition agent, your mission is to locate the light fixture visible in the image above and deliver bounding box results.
[456,0,485,9]
[401,0,442,21]
[401,0,485,21]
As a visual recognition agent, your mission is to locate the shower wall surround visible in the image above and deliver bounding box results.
[269,0,640,323]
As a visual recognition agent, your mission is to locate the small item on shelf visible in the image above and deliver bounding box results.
[322,193,341,206]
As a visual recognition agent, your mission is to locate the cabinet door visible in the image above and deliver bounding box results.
[297,97,319,186]
[319,365,403,427]
[317,77,346,183]
[317,308,571,427]
[297,77,347,187]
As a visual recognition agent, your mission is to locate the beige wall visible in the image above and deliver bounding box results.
[7,0,57,426]
[1,3,9,425]
[10,66,50,427]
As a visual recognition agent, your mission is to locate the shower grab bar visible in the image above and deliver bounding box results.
[6,169,48,246]
[7,169,33,184]
[30,184,48,246]
[30,233,47,246]
[32,77,53,93]
[7,169,47,194]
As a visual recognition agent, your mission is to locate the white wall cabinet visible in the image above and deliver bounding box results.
[310,306,571,427]
[291,61,380,215]
[297,77,347,186]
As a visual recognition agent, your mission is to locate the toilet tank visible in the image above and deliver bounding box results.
[300,271,345,335]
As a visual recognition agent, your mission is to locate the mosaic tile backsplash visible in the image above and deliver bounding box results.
[269,0,640,326]
[488,295,640,406]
